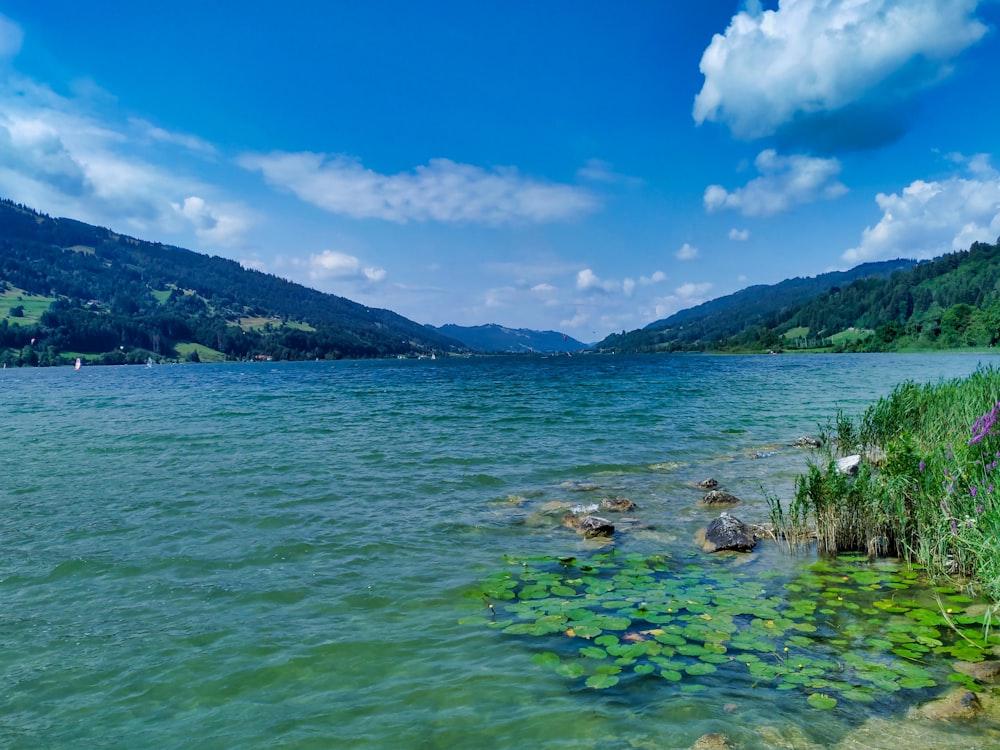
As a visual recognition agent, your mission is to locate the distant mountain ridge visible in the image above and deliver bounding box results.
[429,323,587,353]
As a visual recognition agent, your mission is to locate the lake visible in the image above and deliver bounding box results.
[3,353,1000,749]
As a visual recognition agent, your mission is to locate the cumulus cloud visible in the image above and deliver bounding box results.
[239,151,599,224]
[693,0,988,149]
[843,154,1000,264]
[0,64,250,246]
[171,196,250,245]
[576,268,621,294]
[704,149,847,216]
[650,281,715,320]
[308,249,387,283]
[729,228,750,241]
[641,271,666,285]
[676,243,699,260]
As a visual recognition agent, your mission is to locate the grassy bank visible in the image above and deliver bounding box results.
[771,367,1000,602]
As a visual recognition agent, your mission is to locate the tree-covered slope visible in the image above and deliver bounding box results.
[594,240,1000,354]
[594,259,917,352]
[429,323,588,353]
[0,199,466,364]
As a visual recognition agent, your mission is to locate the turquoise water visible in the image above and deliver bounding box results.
[2,353,999,749]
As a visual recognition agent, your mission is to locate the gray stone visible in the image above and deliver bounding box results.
[575,515,615,538]
[836,455,862,476]
[699,490,741,507]
[698,478,719,489]
[701,512,756,553]
[600,497,637,512]
[793,436,822,448]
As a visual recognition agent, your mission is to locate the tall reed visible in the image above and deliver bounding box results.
[772,367,1000,601]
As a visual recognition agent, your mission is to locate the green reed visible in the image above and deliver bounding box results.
[772,367,1000,603]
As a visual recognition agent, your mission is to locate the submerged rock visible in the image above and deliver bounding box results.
[699,490,741,507]
[691,734,736,750]
[700,512,756,553]
[600,497,637,512]
[792,436,822,448]
[954,660,1000,683]
[563,514,615,538]
[908,689,981,720]
[698,478,719,489]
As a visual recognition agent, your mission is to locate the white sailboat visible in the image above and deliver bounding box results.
[74,357,81,371]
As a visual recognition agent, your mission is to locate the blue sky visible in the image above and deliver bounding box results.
[1,1,999,341]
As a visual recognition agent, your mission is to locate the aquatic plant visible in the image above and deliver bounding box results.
[463,551,997,707]
[772,367,1000,604]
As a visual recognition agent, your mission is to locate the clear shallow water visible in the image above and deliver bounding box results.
[2,353,1000,749]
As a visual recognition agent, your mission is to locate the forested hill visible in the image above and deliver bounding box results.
[594,259,916,353]
[0,199,466,365]
[596,240,1000,353]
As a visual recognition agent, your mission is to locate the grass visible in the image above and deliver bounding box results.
[782,326,810,340]
[0,287,54,324]
[770,367,1000,603]
[174,342,227,363]
[827,327,874,343]
[235,316,315,332]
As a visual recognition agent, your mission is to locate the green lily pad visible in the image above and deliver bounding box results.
[586,673,620,689]
[807,693,838,710]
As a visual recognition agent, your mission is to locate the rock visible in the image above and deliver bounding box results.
[701,512,756,553]
[954,660,1000,683]
[793,436,822,448]
[566,514,614,538]
[698,478,719,489]
[600,497,637,512]
[691,734,736,750]
[908,689,981,720]
[749,449,777,459]
[836,455,862,476]
[699,490,741,507]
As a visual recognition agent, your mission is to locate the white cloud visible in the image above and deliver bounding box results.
[728,228,750,241]
[641,271,666,285]
[576,268,619,293]
[676,243,699,260]
[130,118,216,155]
[650,281,715,319]
[843,154,1000,264]
[576,158,644,186]
[308,249,387,283]
[531,283,555,293]
[0,13,23,59]
[239,151,599,225]
[171,196,250,245]
[676,282,713,299]
[704,149,846,216]
[693,0,988,146]
[0,64,250,247]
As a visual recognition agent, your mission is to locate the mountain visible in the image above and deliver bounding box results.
[429,323,587,353]
[593,259,919,353]
[0,198,466,365]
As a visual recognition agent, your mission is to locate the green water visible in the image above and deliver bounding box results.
[2,354,999,749]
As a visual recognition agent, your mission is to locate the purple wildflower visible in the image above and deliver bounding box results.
[972,486,978,498]
[951,519,959,535]
[969,400,1000,445]
[919,460,926,473]
[977,505,985,514]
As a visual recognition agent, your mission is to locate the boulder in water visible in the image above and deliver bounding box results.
[699,490,741,507]
[700,512,756,553]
